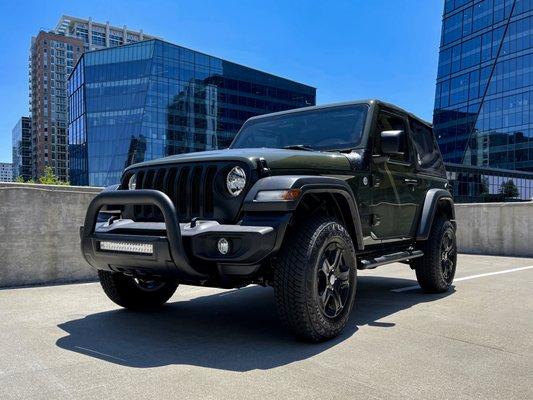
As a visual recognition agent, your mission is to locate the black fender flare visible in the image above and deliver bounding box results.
[416,188,455,241]
[243,175,364,250]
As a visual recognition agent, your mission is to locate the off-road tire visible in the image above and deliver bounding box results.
[273,216,357,342]
[413,217,457,293]
[98,270,178,309]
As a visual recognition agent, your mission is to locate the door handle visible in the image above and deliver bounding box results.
[404,178,419,185]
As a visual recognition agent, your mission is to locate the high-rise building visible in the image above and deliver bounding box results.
[434,0,533,201]
[29,16,157,181]
[68,39,316,186]
[0,163,13,182]
[434,0,533,169]
[55,15,158,52]
[12,116,32,181]
[29,31,83,181]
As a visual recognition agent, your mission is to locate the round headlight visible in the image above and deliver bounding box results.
[226,166,246,197]
[128,174,137,190]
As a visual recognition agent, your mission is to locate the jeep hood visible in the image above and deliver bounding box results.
[126,148,353,172]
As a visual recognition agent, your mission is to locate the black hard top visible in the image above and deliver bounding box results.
[245,99,432,128]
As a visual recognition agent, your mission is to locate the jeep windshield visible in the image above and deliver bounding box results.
[231,104,369,151]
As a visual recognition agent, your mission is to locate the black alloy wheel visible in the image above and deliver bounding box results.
[413,217,457,293]
[440,230,456,284]
[274,216,357,342]
[133,278,167,292]
[316,242,351,319]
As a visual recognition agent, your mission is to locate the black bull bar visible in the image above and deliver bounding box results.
[80,189,209,280]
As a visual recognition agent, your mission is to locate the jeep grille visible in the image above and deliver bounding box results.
[121,162,252,223]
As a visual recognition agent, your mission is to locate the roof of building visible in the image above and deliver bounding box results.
[69,38,316,91]
[54,15,159,39]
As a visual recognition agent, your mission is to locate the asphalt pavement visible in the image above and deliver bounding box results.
[1,254,532,399]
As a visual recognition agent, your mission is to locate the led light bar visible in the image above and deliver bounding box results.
[99,241,154,255]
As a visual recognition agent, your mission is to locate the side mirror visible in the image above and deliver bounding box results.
[380,130,405,155]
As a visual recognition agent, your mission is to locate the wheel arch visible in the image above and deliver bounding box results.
[243,175,364,251]
[416,188,455,241]
[294,190,363,251]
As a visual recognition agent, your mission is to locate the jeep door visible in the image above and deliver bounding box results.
[369,109,421,241]
[408,116,448,205]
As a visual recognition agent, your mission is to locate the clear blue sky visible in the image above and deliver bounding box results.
[0,0,443,163]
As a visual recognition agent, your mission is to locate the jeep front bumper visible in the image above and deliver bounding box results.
[80,190,287,281]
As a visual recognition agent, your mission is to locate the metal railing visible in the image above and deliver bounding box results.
[445,163,533,203]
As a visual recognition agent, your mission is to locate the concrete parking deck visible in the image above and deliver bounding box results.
[1,254,532,399]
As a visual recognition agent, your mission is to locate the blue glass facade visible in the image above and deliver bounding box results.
[68,39,316,186]
[434,0,533,173]
[12,116,32,181]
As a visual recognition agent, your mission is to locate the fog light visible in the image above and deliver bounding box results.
[100,241,153,255]
[217,238,229,255]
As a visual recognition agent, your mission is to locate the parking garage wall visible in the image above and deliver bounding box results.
[0,182,531,287]
[0,183,101,287]
[455,201,533,257]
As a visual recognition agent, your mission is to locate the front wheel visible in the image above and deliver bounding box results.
[412,217,457,293]
[98,270,178,309]
[273,216,357,342]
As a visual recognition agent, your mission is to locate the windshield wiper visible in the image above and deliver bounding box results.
[282,144,315,151]
[326,148,353,154]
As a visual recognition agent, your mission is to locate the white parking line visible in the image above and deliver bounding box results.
[391,265,533,293]
[75,346,129,362]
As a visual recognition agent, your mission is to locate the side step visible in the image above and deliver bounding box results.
[358,250,424,270]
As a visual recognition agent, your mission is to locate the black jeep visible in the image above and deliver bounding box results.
[81,100,457,341]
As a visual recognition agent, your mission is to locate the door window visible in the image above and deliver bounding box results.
[409,118,446,176]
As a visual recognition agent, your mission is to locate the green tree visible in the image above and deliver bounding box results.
[499,179,519,199]
[38,166,69,186]
[15,176,25,183]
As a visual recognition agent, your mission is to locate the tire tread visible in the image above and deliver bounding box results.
[273,216,357,341]
[413,217,456,293]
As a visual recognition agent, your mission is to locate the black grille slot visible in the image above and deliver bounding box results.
[166,167,178,202]
[190,166,203,216]
[134,170,146,217]
[152,169,167,219]
[178,167,190,216]
[204,166,217,217]
[125,162,244,223]
[143,170,156,218]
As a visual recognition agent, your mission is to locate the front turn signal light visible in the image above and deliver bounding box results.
[254,189,301,202]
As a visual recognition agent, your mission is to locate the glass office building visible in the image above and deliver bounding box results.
[434,0,533,201]
[12,116,32,181]
[68,39,316,186]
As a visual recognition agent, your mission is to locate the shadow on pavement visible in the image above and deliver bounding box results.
[56,275,453,371]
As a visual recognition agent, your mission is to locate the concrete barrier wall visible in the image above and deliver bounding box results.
[0,183,101,287]
[455,201,533,257]
[1,182,532,287]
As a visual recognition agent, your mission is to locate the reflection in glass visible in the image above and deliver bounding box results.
[434,0,533,196]
[68,40,316,186]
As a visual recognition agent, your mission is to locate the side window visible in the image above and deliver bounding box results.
[375,111,409,163]
[409,118,445,175]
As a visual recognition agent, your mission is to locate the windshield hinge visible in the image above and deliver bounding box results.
[258,158,270,175]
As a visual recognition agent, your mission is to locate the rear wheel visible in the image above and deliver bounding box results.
[98,270,178,309]
[273,216,357,342]
[412,217,457,293]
